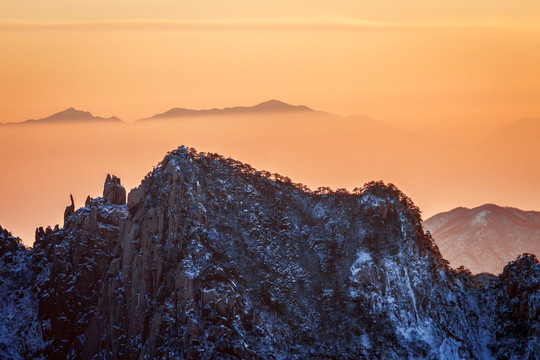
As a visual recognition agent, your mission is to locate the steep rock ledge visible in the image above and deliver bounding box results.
[32,180,128,359]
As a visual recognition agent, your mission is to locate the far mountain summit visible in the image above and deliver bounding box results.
[139,99,313,121]
[424,203,540,274]
[2,108,122,125]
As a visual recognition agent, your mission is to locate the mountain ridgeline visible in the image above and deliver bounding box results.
[138,99,313,121]
[425,204,540,275]
[0,146,539,359]
[1,107,123,125]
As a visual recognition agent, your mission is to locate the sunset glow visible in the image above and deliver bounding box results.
[2,1,540,244]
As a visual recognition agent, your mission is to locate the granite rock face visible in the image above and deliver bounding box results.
[32,178,128,359]
[103,173,127,205]
[0,147,539,359]
[483,255,540,359]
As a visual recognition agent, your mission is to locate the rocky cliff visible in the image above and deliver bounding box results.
[0,227,43,359]
[0,146,539,359]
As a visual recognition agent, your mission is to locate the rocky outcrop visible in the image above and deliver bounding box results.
[0,225,22,258]
[63,194,75,225]
[33,177,128,359]
[0,147,539,359]
[103,174,126,205]
[484,254,540,358]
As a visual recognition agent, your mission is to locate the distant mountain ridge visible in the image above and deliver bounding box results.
[1,108,122,125]
[424,203,540,274]
[138,99,313,121]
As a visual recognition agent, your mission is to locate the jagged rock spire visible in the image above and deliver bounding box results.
[63,194,75,226]
[103,174,126,205]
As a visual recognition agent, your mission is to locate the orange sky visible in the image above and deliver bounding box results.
[2,1,540,133]
[2,1,540,245]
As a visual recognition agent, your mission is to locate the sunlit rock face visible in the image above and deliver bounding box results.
[0,146,539,359]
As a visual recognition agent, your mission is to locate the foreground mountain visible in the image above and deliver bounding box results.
[138,99,313,121]
[0,227,43,359]
[424,204,540,275]
[0,147,539,359]
[1,107,122,125]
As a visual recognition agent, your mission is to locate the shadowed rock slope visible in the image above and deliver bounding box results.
[0,227,44,359]
[0,146,539,359]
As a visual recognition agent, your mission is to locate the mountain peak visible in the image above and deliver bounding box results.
[424,204,540,274]
[252,99,311,111]
[46,107,93,120]
[1,146,538,358]
[4,108,123,125]
[259,99,284,105]
[140,99,313,121]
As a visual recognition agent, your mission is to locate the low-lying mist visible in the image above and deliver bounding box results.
[1,112,539,245]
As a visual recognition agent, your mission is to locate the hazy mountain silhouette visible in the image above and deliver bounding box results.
[1,108,122,125]
[136,98,434,148]
[1,100,442,244]
[424,204,540,274]
[138,99,313,121]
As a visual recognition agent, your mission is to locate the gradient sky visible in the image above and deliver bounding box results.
[2,1,540,134]
[2,1,540,245]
